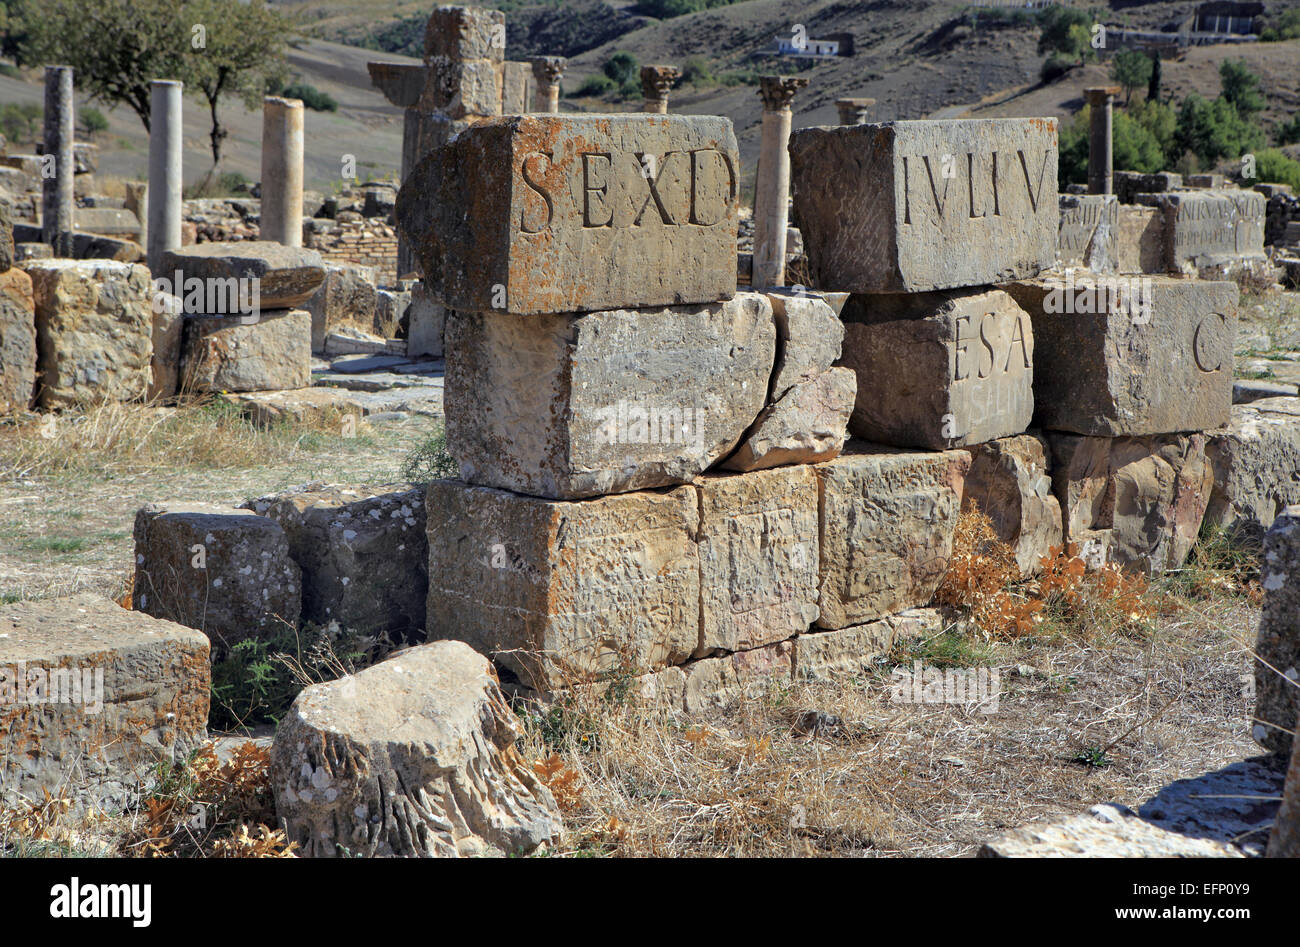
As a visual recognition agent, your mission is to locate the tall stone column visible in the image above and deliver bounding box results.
[147,80,183,274]
[752,75,808,289]
[640,65,679,114]
[530,57,565,113]
[835,97,876,125]
[260,96,305,247]
[41,65,75,256]
[1085,86,1120,196]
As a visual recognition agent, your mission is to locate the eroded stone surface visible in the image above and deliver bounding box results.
[0,267,35,412]
[133,503,301,652]
[0,594,209,809]
[816,447,970,629]
[396,114,739,314]
[1255,507,1300,755]
[980,803,1245,857]
[722,368,855,472]
[794,609,943,683]
[840,288,1034,449]
[1205,397,1300,541]
[303,263,377,353]
[1007,276,1236,436]
[425,481,699,690]
[272,640,562,857]
[790,119,1058,293]
[242,483,427,641]
[682,641,793,714]
[696,466,819,655]
[181,309,311,393]
[446,294,774,499]
[765,290,844,399]
[161,241,326,312]
[1046,432,1214,574]
[963,434,1062,577]
[27,259,153,409]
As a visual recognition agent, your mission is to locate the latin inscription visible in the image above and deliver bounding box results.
[902,149,1053,225]
[518,148,737,234]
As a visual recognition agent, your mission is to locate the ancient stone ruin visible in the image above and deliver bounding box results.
[3,2,1300,861]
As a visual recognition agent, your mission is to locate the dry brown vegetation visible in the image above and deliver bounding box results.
[519,511,1264,857]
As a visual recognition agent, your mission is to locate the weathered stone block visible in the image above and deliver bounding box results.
[1254,508,1300,756]
[839,288,1034,449]
[397,114,740,314]
[1006,276,1236,436]
[0,267,35,412]
[963,434,1062,577]
[1153,190,1266,272]
[1269,721,1300,856]
[1046,432,1214,574]
[1058,194,1119,271]
[502,61,533,114]
[816,447,970,630]
[765,290,844,399]
[0,594,209,809]
[406,281,445,358]
[722,368,855,472]
[420,57,503,118]
[446,294,774,499]
[426,481,699,690]
[1205,397,1300,541]
[682,641,793,714]
[303,262,377,353]
[160,242,326,313]
[794,609,943,683]
[424,5,505,62]
[27,259,153,409]
[181,309,312,393]
[0,199,12,272]
[148,292,183,402]
[789,118,1058,293]
[133,503,301,651]
[243,483,427,641]
[272,640,561,858]
[696,466,819,655]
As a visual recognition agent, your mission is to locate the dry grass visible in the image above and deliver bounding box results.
[0,396,368,480]
[518,514,1265,858]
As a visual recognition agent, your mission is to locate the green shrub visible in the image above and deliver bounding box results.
[401,424,459,482]
[79,106,108,138]
[1176,92,1264,167]
[1037,7,1096,61]
[573,74,616,97]
[1040,51,1076,84]
[1276,112,1300,146]
[0,101,39,143]
[1252,148,1300,192]
[279,81,337,112]
[681,56,714,86]
[1109,48,1152,103]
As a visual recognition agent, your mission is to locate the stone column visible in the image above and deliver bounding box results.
[260,97,305,247]
[530,57,565,113]
[1085,86,1121,196]
[640,65,679,114]
[835,97,876,125]
[147,80,183,274]
[41,65,75,256]
[752,76,808,289]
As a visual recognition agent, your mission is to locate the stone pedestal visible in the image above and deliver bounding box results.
[752,76,807,288]
[41,66,75,256]
[260,97,305,247]
[640,65,679,114]
[1085,86,1120,196]
[147,80,183,274]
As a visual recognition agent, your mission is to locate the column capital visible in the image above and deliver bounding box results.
[1084,85,1121,105]
[640,65,680,102]
[530,56,567,86]
[835,97,876,124]
[759,75,808,111]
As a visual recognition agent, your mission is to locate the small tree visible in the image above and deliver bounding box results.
[182,0,294,171]
[1037,7,1096,63]
[1219,58,1265,120]
[1110,48,1152,105]
[25,0,189,131]
[602,50,639,97]
[1147,53,1161,103]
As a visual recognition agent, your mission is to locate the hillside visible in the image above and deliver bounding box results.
[0,0,1295,197]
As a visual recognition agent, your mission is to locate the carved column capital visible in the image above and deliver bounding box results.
[530,56,567,87]
[640,65,680,102]
[759,75,808,111]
